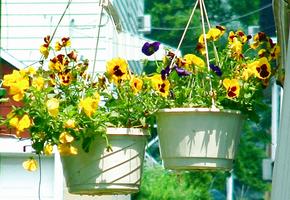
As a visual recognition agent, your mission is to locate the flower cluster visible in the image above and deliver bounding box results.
[2,36,109,166]
[142,26,280,121]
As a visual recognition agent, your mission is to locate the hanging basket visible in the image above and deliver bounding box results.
[60,128,148,195]
[156,108,243,170]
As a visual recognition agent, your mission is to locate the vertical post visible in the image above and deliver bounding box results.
[271,82,280,161]
[226,172,233,200]
[271,26,290,200]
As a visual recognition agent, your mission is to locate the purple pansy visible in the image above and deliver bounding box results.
[161,65,171,80]
[209,64,222,77]
[174,66,191,77]
[142,42,161,56]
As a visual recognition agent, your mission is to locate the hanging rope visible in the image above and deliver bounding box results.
[201,0,221,68]
[168,0,199,70]
[199,0,216,108]
[91,0,105,82]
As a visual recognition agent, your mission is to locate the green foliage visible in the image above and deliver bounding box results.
[234,115,271,193]
[227,0,261,26]
[133,167,216,200]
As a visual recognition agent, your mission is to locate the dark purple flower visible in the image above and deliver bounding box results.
[161,65,171,80]
[142,41,161,56]
[209,63,222,77]
[174,66,191,77]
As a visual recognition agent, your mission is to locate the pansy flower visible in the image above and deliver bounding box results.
[209,64,222,76]
[269,45,280,60]
[58,132,78,155]
[9,114,31,137]
[174,66,191,77]
[39,35,50,58]
[206,27,225,41]
[54,37,71,51]
[161,65,171,80]
[23,158,38,172]
[250,32,268,49]
[44,144,53,156]
[79,96,99,117]
[4,72,30,102]
[223,78,240,99]
[46,98,59,117]
[49,54,68,72]
[142,41,161,56]
[230,38,243,60]
[106,58,129,84]
[32,76,45,90]
[130,76,143,94]
[183,54,205,69]
[64,119,76,129]
[67,50,78,61]
[150,74,170,97]
[58,70,73,86]
[58,143,78,155]
[253,57,271,79]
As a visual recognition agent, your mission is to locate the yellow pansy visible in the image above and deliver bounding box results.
[55,41,62,51]
[59,132,74,144]
[130,77,143,94]
[253,57,271,80]
[3,70,23,87]
[46,98,59,117]
[207,28,223,41]
[223,78,240,99]
[79,97,99,117]
[23,66,36,75]
[58,71,73,86]
[150,74,170,97]
[184,54,205,68]
[39,44,49,58]
[32,77,45,90]
[64,119,76,129]
[44,144,53,156]
[23,158,38,172]
[9,114,31,137]
[106,58,129,84]
[9,78,29,101]
[58,143,78,155]
[269,45,280,60]
[258,49,267,57]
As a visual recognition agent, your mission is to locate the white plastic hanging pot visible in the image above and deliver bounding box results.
[156,108,243,170]
[61,128,148,195]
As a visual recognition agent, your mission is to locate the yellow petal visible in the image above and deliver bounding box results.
[58,143,78,155]
[64,119,76,129]
[46,98,59,117]
[18,114,31,132]
[59,132,74,144]
[23,158,38,172]
[44,144,53,156]
[9,117,19,128]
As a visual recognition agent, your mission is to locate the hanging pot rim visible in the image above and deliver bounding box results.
[106,127,149,136]
[157,107,241,115]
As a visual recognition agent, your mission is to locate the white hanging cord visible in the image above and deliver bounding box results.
[201,0,211,29]
[199,0,216,108]
[201,0,221,67]
[168,0,199,70]
[91,0,105,83]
